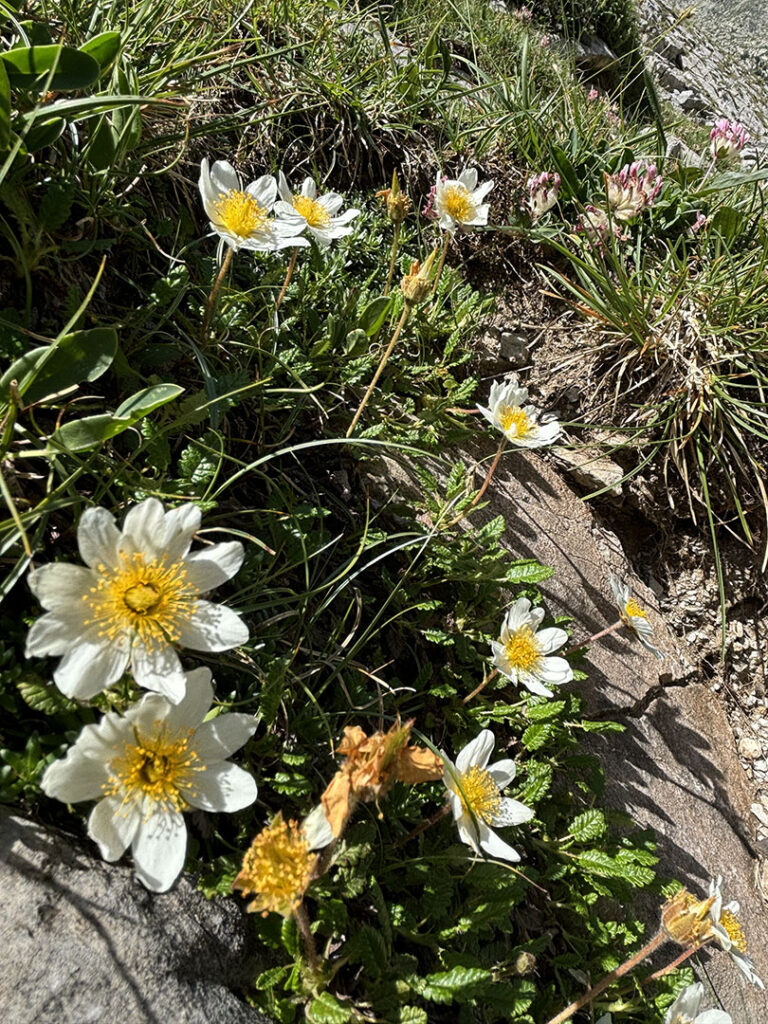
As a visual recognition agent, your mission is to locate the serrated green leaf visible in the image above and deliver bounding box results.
[17,679,76,715]
[306,992,353,1023]
[521,722,554,751]
[410,966,492,1004]
[569,809,607,842]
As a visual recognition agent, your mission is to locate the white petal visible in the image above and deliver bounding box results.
[456,819,481,854]
[132,812,187,892]
[488,759,516,788]
[458,167,478,191]
[28,563,92,613]
[42,749,110,803]
[535,626,568,655]
[302,804,334,850]
[333,208,359,224]
[130,642,187,703]
[246,175,278,211]
[300,177,317,198]
[120,498,166,557]
[185,761,257,812]
[504,597,532,633]
[191,713,256,761]
[88,797,140,861]
[209,160,240,196]
[53,635,130,699]
[161,503,201,560]
[177,600,249,652]
[183,541,245,592]
[77,507,121,569]
[318,192,343,214]
[166,667,213,731]
[473,180,494,203]
[456,730,495,773]
[478,823,521,863]
[536,656,574,686]
[125,691,173,736]
[493,797,535,827]
[696,1013,732,1024]
[277,171,292,203]
[26,612,87,657]
[517,674,554,698]
[668,983,703,1021]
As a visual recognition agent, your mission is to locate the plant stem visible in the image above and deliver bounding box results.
[544,930,667,1024]
[430,230,450,297]
[395,803,451,848]
[346,304,411,437]
[563,619,623,654]
[200,246,233,343]
[275,247,299,310]
[384,222,401,297]
[641,944,700,983]
[443,438,507,529]
[293,901,321,973]
[463,669,499,704]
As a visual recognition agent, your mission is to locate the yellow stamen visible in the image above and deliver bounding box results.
[625,598,647,619]
[661,889,717,948]
[234,816,316,917]
[83,552,198,650]
[504,626,541,672]
[104,725,203,813]
[498,405,533,438]
[720,909,748,953]
[292,194,331,228]
[215,190,267,238]
[457,765,501,823]
[441,183,475,223]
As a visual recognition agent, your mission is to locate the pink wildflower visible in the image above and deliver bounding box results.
[709,118,749,161]
[604,161,662,221]
[587,88,599,101]
[526,171,561,221]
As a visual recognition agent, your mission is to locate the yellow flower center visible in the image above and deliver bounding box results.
[441,184,475,223]
[83,552,198,650]
[498,405,533,438]
[504,626,541,672]
[214,190,267,238]
[457,765,501,823]
[292,194,331,228]
[234,817,316,917]
[625,598,647,619]
[720,908,748,953]
[104,726,203,813]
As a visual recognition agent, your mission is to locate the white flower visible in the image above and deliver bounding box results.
[198,158,309,252]
[442,729,534,863]
[491,597,573,698]
[26,498,249,703]
[610,575,663,660]
[706,876,764,989]
[275,172,359,246]
[477,376,561,447]
[664,982,732,1024]
[41,667,258,892]
[433,168,494,234]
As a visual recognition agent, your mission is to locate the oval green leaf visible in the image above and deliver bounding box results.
[1,45,100,91]
[79,32,121,70]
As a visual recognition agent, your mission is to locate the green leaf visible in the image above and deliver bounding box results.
[394,1009,427,1024]
[411,966,492,1004]
[79,32,121,69]
[345,925,387,980]
[23,116,66,151]
[521,722,554,751]
[1,45,100,91]
[50,383,182,453]
[0,59,10,152]
[358,295,393,336]
[1,327,117,405]
[569,809,607,842]
[306,992,352,1023]
[85,116,117,171]
[17,679,76,715]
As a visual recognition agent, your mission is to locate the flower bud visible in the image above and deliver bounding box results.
[514,952,537,975]
[400,247,438,305]
[660,888,716,948]
[377,169,411,224]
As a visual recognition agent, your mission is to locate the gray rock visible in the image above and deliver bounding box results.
[573,35,619,71]
[0,811,271,1024]
[366,446,768,1016]
[552,445,624,498]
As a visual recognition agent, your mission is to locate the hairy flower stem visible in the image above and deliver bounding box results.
[275,247,299,310]
[544,930,667,1024]
[294,901,321,973]
[346,305,411,437]
[463,669,499,704]
[443,438,507,529]
[384,222,401,297]
[564,619,623,654]
[430,230,450,298]
[395,802,451,848]
[200,246,233,343]
[641,944,701,983]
